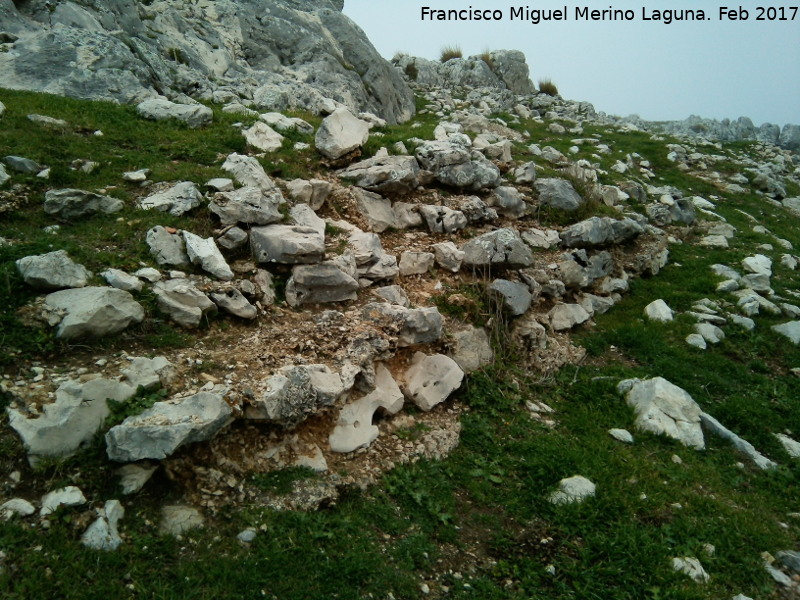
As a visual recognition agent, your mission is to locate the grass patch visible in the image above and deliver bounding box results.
[439,45,463,63]
[538,78,559,96]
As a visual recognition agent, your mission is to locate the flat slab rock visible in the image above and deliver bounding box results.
[16,249,90,290]
[105,389,234,462]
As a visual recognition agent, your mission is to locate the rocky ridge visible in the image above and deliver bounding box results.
[1,37,800,595]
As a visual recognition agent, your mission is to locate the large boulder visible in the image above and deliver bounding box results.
[106,390,234,462]
[43,287,145,339]
[0,1,414,123]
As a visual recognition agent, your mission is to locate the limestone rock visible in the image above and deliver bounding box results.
[418,205,468,234]
[160,506,204,536]
[461,228,533,269]
[101,268,144,293]
[775,433,800,458]
[182,231,233,280]
[560,217,643,248]
[146,226,191,268]
[329,364,403,453]
[373,285,409,307]
[432,242,465,272]
[153,279,217,328]
[549,304,591,331]
[448,326,494,372]
[43,189,123,219]
[644,299,674,323]
[399,252,434,276]
[402,352,464,411]
[136,98,212,128]
[490,279,532,316]
[210,288,258,319]
[535,178,584,211]
[106,390,234,462]
[548,475,596,505]
[699,412,776,470]
[43,287,144,339]
[139,182,202,216]
[251,225,325,264]
[521,228,560,249]
[671,557,709,584]
[16,250,90,290]
[619,377,704,449]
[81,500,124,551]
[249,365,345,428]
[212,186,284,226]
[488,186,527,219]
[354,189,397,232]
[1,499,36,520]
[40,486,86,516]
[609,429,634,443]
[415,140,501,191]
[221,153,280,193]
[117,463,159,495]
[338,155,420,195]
[285,260,360,307]
[695,323,725,344]
[217,226,249,251]
[8,378,135,460]
[243,121,284,152]
[315,108,370,160]
[362,303,443,346]
[772,321,800,344]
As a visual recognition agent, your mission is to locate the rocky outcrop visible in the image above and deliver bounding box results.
[0,0,414,124]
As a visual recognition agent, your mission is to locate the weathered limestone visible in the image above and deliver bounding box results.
[644,299,674,323]
[329,364,403,453]
[136,98,212,128]
[182,231,234,280]
[153,279,217,328]
[8,378,136,460]
[210,288,258,319]
[401,352,464,411]
[146,226,191,268]
[242,121,284,152]
[248,365,346,428]
[560,217,642,248]
[461,228,533,269]
[44,189,123,219]
[285,260,360,307]
[548,475,596,505]
[549,303,591,331]
[250,225,325,264]
[16,250,90,290]
[221,153,280,193]
[81,500,124,551]
[338,155,420,195]
[490,279,532,316]
[139,182,202,216]
[535,178,584,211]
[399,252,435,276]
[363,303,443,346]
[209,186,284,226]
[418,205,468,234]
[447,325,494,372]
[315,108,370,159]
[618,377,704,449]
[106,390,234,462]
[43,287,145,339]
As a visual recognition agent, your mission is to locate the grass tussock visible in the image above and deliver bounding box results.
[479,48,495,71]
[439,45,463,63]
[538,78,559,96]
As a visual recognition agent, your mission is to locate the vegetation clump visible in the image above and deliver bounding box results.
[439,45,463,63]
[538,78,559,96]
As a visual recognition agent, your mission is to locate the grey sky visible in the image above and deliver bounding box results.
[343,0,800,127]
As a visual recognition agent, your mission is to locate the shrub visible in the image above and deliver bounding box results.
[538,78,559,96]
[439,45,462,63]
[404,62,418,81]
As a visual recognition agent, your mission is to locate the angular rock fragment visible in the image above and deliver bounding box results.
[16,250,90,290]
[82,500,124,551]
[315,108,370,160]
[560,216,642,248]
[548,475,596,505]
[209,186,284,226]
[210,288,258,319]
[285,260,360,307]
[618,377,704,449]
[490,279,532,316]
[43,287,144,339]
[243,121,284,152]
[338,155,420,195]
[248,365,345,428]
[153,279,217,328]
[221,153,280,193]
[354,188,397,232]
[461,228,533,269]
[418,205,468,234]
[362,303,443,346]
[182,231,234,280]
[44,189,123,219]
[402,352,464,411]
[136,98,212,128]
[250,225,325,264]
[535,178,583,211]
[549,303,591,331]
[106,390,233,462]
[139,182,202,216]
[146,226,191,268]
